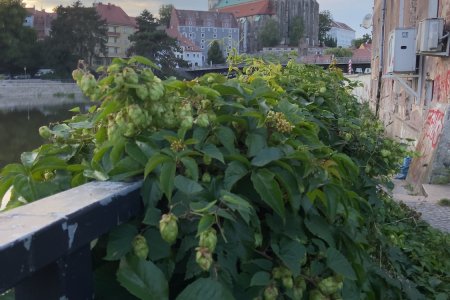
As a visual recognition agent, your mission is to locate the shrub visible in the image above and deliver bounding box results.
[1,56,448,299]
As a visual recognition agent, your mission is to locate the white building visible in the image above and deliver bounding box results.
[167,28,204,68]
[327,20,355,48]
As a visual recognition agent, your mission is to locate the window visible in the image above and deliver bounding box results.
[213,34,217,38]
[229,29,232,33]
[201,33,205,38]
[213,28,217,33]
[201,39,205,44]
[201,27,205,32]
[187,53,190,57]
[201,45,204,49]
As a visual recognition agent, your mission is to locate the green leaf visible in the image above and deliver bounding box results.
[128,56,160,69]
[104,224,138,261]
[126,142,149,166]
[181,157,199,181]
[143,206,161,226]
[174,175,204,194]
[20,152,38,168]
[326,247,356,280]
[144,154,171,177]
[143,228,171,261]
[197,214,215,235]
[201,144,224,164]
[251,169,285,219]
[250,271,271,287]
[176,278,234,300]
[216,126,236,154]
[271,238,306,276]
[251,147,283,167]
[31,157,67,173]
[220,191,253,224]
[245,132,267,157]
[193,85,221,99]
[160,161,176,202]
[117,255,168,300]
[304,215,335,247]
[223,161,248,190]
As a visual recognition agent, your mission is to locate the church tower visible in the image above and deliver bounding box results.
[208,0,220,10]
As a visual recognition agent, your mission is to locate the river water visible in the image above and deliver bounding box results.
[0,105,85,168]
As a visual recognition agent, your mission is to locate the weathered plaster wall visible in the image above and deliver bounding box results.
[371,0,450,185]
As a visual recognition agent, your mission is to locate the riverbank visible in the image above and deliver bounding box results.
[0,79,89,110]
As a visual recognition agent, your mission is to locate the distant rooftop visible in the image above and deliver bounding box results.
[331,20,355,32]
[173,9,239,28]
[166,28,202,52]
[214,0,260,9]
[95,2,136,27]
[217,0,274,18]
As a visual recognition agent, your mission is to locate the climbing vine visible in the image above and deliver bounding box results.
[0,56,448,299]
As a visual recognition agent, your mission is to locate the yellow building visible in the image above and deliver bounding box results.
[94,3,137,65]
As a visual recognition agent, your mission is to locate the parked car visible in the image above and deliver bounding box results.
[364,68,372,74]
[35,69,54,77]
[13,74,31,79]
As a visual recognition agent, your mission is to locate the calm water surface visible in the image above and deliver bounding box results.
[0,105,86,168]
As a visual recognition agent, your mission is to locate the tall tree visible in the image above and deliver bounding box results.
[0,0,41,74]
[47,1,107,75]
[159,4,174,28]
[288,16,304,46]
[323,35,337,47]
[352,33,372,48]
[319,10,333,46]
[259,19,281,48]
[207,40,225,65]
[128,10,185,75]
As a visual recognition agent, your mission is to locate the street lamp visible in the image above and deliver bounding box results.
[24,67,27,77]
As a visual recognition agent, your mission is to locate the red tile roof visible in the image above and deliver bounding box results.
[166,28,202,52]
[95,3,136,27]
[217,0,274,18]
[352,44,372,61]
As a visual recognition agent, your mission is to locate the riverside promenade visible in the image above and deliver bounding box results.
[0,79,88,110]
[392,179,450,233]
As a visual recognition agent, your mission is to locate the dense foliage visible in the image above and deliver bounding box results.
[207,41,226,65]
[318,11,333,46]
[259,19,281,48]
[288,16,304,47]
[47,0,107,74]
[324,48,353,58]
[0,0,41,74]
[127,10,186,76]
[1,56,449,299]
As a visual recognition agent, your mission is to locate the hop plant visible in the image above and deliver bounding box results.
[199,228,217,252]
[263,285,279,300]
[266,111,294,134]
[195,247,213,271]
[159,213,178,245]
[170,139,185,152]
[317,276,343,296]
[132,234,149,260]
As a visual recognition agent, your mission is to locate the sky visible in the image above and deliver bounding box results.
[24,0,373,38]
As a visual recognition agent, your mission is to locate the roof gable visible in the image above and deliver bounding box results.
[217,0,274,18]
[95,3,136,27]
[173,9,238,28]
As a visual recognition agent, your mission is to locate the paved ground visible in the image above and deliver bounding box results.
[391,179,450,233]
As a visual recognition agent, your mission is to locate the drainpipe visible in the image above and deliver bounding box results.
[375,0,387,117]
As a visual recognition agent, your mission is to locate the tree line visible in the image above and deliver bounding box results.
[0,1,190,77]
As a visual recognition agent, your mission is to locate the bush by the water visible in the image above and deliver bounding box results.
[1,56,449,299]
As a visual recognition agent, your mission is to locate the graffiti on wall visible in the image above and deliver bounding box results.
[424,109,445,148]
[408,105,447,184]
[433,70,450,103]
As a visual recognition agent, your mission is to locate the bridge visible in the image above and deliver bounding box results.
[181,57,371,78]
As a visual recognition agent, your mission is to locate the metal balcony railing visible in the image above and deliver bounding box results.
[0,181,142,300]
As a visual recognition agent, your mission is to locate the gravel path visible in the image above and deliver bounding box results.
[392,179,450,233]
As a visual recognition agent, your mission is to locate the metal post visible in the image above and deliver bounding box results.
[15,245,94,300]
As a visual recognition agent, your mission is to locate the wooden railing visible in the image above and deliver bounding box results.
[0,181,143,300]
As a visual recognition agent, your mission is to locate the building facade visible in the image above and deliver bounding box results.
[371,0,450,186]
[24,7,56,40]
[210,0,319,53]
[169,9,240,65]
[94,3,137,65]
[166,28,204,68]
[327,20,355,48]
